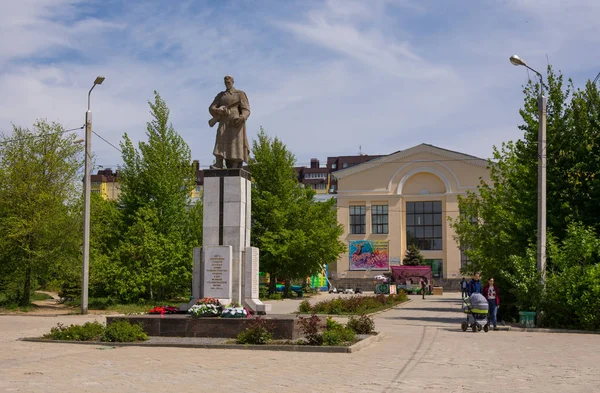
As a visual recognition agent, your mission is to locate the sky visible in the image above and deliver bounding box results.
[1,0,599,169]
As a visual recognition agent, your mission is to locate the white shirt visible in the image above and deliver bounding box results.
[487,285,496,299]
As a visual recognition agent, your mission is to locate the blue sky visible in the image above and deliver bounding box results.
[1,0,599,169]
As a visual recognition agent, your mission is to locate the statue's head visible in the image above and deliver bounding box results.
[224,75,234,90]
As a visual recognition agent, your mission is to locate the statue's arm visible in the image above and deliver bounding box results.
[238,91,250,120]
[209,93,223,117]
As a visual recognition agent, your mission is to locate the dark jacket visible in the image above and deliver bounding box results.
[483,285,500,306]
[468,279,482,296]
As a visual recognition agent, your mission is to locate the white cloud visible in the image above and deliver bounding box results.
[0,0,598,170]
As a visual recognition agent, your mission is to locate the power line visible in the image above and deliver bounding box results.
[92,130,122,153]
[0,125,84,146]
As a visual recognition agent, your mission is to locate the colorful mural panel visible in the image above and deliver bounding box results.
[349,240,389,271]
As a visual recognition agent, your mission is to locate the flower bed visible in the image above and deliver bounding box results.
[297,292,408,315]
[234,314,375,347]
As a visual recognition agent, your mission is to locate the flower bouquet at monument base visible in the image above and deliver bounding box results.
[188,297,222,317]
[221,302,250,318]
[148,305,180,315]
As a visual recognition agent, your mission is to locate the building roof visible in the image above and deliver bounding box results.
[333,143,488,179]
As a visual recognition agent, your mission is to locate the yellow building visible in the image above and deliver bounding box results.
[90,162,204,203]
[330,144,490,288]
[91,169,121,201]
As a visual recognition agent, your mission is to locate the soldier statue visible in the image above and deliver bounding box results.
[208,75,251,169]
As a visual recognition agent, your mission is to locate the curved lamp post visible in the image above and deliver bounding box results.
[82,76,105,314]
[510,55,546,286]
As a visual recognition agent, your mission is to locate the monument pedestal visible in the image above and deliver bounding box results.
[203,168,251,304]
[188,169,270,314]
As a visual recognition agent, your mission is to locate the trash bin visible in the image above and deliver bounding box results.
[519,311,536,328]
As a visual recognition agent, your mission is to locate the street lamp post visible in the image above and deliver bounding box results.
[82,76,105,314]
[510,55,546,286]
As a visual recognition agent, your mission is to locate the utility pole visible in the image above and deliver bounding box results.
[82,76,105,314]
[509,55,546,286]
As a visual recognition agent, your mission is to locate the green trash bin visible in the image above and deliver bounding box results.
[519,311,536,328]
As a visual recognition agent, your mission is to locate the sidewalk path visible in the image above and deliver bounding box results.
[1,292,599,392]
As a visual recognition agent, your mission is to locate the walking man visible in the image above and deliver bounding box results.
[468,272,482,296]
[420,278,426,299]
[461,277,468,298]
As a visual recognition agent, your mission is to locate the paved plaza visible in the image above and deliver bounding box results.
[1,293,599,392]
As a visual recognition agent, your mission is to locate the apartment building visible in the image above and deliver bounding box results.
[91,168,120,201]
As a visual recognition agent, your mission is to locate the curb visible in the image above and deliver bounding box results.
[348,332,385,353]
[0,313,86,317]
[19,333,384,354]
[505,326,600,335]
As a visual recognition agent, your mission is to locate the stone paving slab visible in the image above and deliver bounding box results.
[2,294,600,392]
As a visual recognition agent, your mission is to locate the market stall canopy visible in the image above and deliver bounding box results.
[391,266,432,283]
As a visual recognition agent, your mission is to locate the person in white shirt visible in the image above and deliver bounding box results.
[483,278,500,330]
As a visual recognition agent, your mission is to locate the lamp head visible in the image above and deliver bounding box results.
[509,55,526,67]
[94,76,105,85]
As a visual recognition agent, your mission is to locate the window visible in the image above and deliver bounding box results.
[349,205,366,234]
[406,201,443,250]
[312,183,327,190]
[305,173,327,179]
[371,205,388,234]
[425,259,443,278]
[343,162,348,168]
[332,164,337,169]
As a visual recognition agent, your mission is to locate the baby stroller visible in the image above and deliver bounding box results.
[461,293,489,333]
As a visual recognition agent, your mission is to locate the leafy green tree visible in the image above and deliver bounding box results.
[250,128,345,295]
[402,244,425,266]
[89,91,200,302]
[119,91,196,235]
[0,121,83,306]
[450,67,600,326]
[86,193,123,298]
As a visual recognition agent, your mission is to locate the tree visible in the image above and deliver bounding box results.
[89,91,201,302]
[119,91,196,236]
[403,244,425,266]
[450,67,600,326]
[0,121,83,306]
[249,128,345,295]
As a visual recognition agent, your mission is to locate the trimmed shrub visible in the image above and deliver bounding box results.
[102,320,148,342]
[236,317,274,345]
[298,300,312,313]
[305,292,407,315]
[44,322,105,341]
[347,314,376,334]
[298,313,324,345]
[321,329,344,346]
[322,317,356,345]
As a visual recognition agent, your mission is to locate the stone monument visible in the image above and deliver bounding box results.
[208,75,251,169]
[187,76,269,314]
